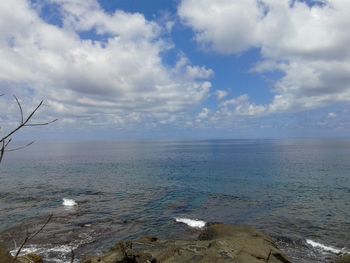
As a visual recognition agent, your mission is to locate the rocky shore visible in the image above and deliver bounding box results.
[1,223,349,263]
[0,244,43,263]
[82,223,291,263]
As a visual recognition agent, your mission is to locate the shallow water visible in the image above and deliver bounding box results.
[0,139,349,262]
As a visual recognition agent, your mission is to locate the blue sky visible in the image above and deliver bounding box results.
[1,0,350,140]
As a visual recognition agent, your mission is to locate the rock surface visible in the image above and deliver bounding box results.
[0,243,42,263]
[82,223,291,263]
[336,255,350,263]
[0,243,13,263]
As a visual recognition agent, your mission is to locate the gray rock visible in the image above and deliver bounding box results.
[82,223,291,263]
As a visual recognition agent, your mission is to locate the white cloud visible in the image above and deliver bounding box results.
[178,0,262,54]
[219,95,267,117]
[51,0,161,40]
[186,65,214,79]
[215,90,228,100]
[173,54,214,80]
[178,0,350,115]
[197,107,210,119]
[0,0,212,129]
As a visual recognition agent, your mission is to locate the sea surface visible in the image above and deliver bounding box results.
[0,139,349,262]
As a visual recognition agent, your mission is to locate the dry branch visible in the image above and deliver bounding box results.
[11,214,53,263]
[70,249,75,263]
[0,95,57,164]
[0,95,57,262]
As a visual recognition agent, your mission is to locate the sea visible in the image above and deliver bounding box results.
[0,139,349,262]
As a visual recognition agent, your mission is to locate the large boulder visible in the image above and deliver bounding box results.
[82,223,291,263]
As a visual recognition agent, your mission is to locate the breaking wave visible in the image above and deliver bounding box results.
[306,239,350,255]
[62,198,77,207]
[175,217,206,229]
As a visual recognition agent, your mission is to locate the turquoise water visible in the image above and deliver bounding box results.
[0,139,349,262]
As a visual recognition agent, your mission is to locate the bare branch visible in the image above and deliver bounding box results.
[11,214,53,263]
[29,214,53,240]
[5,138,12,148]
[70,249,75,263]
[0,140,5,164]
[0,96,57,165]
[13,95,24,124]
[11,236,29,263]
[0,138,13,161]
[23,101,44,124]
[0,96,57,261]
[0,100,43,143]
[6,141,35,152]
[25,119,58,127]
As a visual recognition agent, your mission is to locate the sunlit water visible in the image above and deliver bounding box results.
[0,139,349,262]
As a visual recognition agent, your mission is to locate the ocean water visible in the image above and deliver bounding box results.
[0,139,349,262]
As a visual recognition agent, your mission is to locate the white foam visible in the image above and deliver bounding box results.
[175,217,206,229]
[10,233,93,263]
[10,244,77,263]
[11,244,74,255]
[62,198,77,207]
[306,239,350,255]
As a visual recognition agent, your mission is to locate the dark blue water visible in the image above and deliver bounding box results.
[0,139,349,262]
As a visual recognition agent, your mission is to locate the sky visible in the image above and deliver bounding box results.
[1,0,350,140]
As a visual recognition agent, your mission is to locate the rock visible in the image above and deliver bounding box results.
[336,254,350,263]
[82,241,157,263]
[83,223,291,263]
[0,243,13,263]
[138,236,158,243]
[0,243,42,263]
[17,253,43,263]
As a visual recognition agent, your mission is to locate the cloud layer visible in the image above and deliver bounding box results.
[179,0,350,117]
[0,0,212,129]
[1,0,350,137]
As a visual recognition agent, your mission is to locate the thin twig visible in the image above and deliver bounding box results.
[25,119,58,127]
[11,214,53,263]
[11,236,29,263]
[0,101,43,143]
[29,214,53,240]
[13,95,24,124]
[6,141,35,152]
[5,138,12,148]
[0,140,5,164]
[0,96,57,164]
[70,249,75,263]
